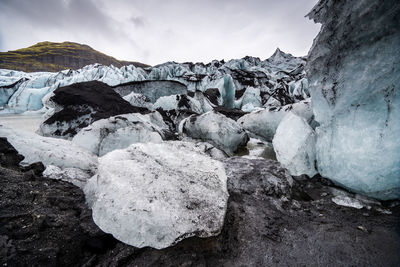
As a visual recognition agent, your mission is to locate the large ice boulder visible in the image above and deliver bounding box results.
[0,126,97,187]
[273,113,317,177]
[85,141,228,249]
[180,111,249,156]
[238,100,313,142]
[306,0,400,199]
[39,81,149,139]
[72,112,168,156]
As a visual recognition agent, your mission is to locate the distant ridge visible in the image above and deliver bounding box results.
[0,41,150,72]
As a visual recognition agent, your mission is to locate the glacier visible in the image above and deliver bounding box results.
[306,0,400,199]
[0,49,308,114]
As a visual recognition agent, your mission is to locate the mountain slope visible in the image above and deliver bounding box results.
[0,41,150,72]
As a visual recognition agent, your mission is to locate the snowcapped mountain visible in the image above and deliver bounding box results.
[0,48,309,113]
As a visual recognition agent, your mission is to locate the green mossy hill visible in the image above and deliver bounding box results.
[0,41,150,72]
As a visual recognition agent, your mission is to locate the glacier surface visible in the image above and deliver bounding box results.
[0,49,308,114]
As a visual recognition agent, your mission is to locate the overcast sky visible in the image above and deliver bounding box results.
[0,0,320,65]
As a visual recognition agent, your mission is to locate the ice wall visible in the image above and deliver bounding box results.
[306,0,400,199]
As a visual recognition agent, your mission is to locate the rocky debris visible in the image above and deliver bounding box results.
[0,139,118,266]
[180,111,249,156]
[72,112,168,156]
[85,141,229,249]
[0,126,97,187]
[39,81,149,139]
[273,112,317,177]
[1,140,399,266]
[306,0,400,199]
[113,80,187,103]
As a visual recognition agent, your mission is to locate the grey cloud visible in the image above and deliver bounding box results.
[130,16,146,27]
[0,0,117,38]
[0,0,320,65]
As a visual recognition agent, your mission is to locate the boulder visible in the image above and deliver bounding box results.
[72,112,168,156]
[0,137,24,169]
[0,126,97,187]
[180,111,249,155]
[85,141,229,249]
[273,113,317,177]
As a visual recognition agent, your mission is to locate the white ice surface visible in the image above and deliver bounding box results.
[85,141,228,249]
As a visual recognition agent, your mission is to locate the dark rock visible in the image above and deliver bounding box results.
[176,94,191,110]
[22,162,45,176]
[203,88,220,106]
[41,81,149,138]
[0,137,24,169]
[156,108,197,133]
[213,106,247,121]
[234,88,246,99]
[84,234,118,254]
[229,68,269,88]
[0,139,116,266]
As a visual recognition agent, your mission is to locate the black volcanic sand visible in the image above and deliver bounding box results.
[1,139,399,266]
